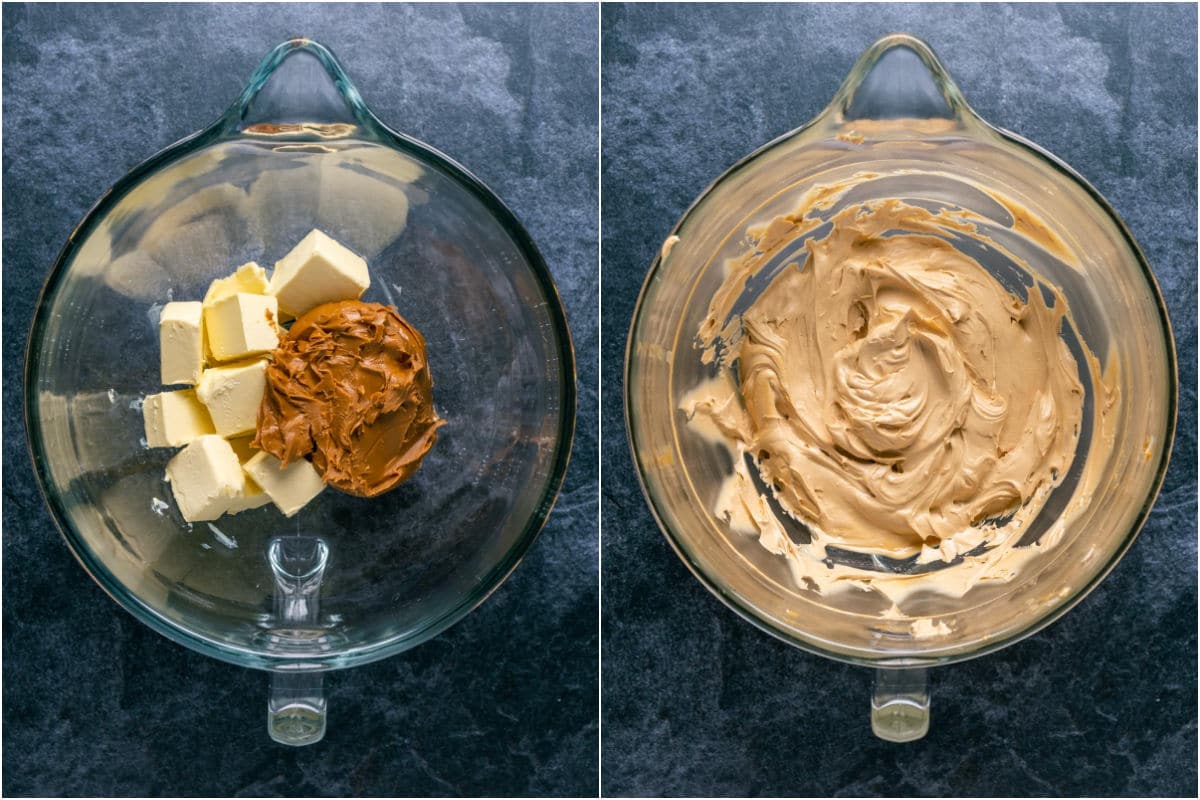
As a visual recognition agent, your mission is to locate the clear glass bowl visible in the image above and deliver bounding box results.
[24,40,575,744]
[625,34,1176,742]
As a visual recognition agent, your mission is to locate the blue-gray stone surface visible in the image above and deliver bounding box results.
[601,3,1196,797]
[3,4,597,796]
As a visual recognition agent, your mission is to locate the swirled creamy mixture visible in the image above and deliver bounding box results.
[683,177,1103,609]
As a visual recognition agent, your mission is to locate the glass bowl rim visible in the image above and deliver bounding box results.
[623,119,1179,669]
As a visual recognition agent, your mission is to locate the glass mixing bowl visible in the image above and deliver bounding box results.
[25,39,575,745]
[625,34,1176,742]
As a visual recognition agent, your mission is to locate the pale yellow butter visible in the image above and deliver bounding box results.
[205,292,280,362]
[165,435,244,522]
[270,229,369,316]
[143,388,215,448]
[224,437,272,514]
[227,436,260,462]
[159,301,204,385]
[195,359,268,437]
[243,450,326,517]
[224,483,271,515]
[203,262,270,306]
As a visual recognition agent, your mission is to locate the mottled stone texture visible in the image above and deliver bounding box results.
[601,3,1195,797]
[3,4,596,797]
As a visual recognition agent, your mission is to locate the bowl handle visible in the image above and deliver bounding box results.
[871,666,930,742]
[266,537,331,746]
[269,670,327,747]
[811,33,988,137]
[216,38,385,140]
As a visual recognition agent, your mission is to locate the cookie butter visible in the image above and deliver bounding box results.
[255,300,443,497]
[683,175,1112,610]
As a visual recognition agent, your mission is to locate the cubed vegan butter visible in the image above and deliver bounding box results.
[159,301,204,385]
[195,359,268,437]
[270,229,369,316]
[205,292,280,362]
[243,451,326,517]
[223,436,272,514]
[143,388,215,448]
[227,436,259,462]
[224,482,271,515]
[165,435,244,522]
[203,262,270,306]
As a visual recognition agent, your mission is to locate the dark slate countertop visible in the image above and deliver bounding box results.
[601,3,1196,797]
[2,4,597,797]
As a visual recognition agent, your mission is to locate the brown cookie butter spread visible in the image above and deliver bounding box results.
[681,174,1114,612]
[254,300,443,497]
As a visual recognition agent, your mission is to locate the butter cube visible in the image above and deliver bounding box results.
[223,437,272,514]
[143,389,215,448]
[203,262,271,306]
[227,436,260,462]
[160,301,204,385]
[205,292,280,362]
[270,229,369,316]
[195,359,268,437]
[224,482,271,515]
[243,451,326,517]
[165,435,244,522]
